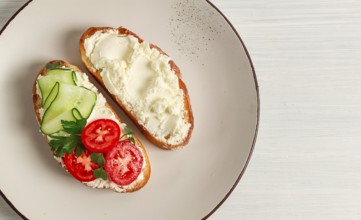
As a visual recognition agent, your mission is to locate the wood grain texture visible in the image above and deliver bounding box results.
[1,0,361,219]
[210,0,361,219]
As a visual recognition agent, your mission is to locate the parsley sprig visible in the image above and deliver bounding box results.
[121,125,135,143]
[45,61,61,70]
[48,116,135,181]
[49,118,109,180]
[49,118,86,157]
[91,153,108,180]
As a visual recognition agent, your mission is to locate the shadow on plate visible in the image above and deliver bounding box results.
[10,61,68,177]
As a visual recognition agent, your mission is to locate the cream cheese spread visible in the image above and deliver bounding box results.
[84,30,191,145]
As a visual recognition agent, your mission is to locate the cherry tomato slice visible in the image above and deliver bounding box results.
[104,141,144,186]
[81,119,121,153]
[64,150,99,182]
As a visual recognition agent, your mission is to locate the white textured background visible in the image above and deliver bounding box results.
[1,0,361,219]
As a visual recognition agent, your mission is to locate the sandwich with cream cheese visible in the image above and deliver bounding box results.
[32,60,151,192]
[80,27,194,150]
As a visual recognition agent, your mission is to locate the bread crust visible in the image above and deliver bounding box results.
[32,60,151,193]
[79,27,194,150]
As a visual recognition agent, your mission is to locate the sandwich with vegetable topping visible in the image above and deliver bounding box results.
[32,60,151,192]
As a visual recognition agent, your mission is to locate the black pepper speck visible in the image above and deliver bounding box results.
[169,0,226,62]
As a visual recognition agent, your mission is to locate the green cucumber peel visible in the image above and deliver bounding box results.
[43,82,59,109]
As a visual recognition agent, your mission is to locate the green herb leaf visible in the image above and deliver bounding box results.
[120,125,135,140]
[49,117,86,157]
[91,153,105,167]
[61,119,86,135]
[91,153,108,180]
[94,168,108,180]
[45,61,61,70]
[75,144,85,157]
[49,138,64,152]
[61,135,80,154]
[128,136,135,144]
[54,146,65,157]
[124,126,134,135]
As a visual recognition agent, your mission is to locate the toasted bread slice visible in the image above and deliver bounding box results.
[32,60,151,193]
[80,27,194,150]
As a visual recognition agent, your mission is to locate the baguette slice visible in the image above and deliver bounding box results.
[80,27,194,150]
[32,60,151,193]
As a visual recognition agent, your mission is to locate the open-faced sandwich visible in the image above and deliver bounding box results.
[80,27,194,150]
[32,60,151,192]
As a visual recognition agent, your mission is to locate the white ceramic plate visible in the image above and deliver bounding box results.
[0,0,259,219]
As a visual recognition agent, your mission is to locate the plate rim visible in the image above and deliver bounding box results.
[200,1,260,219]
[0,0,260,219]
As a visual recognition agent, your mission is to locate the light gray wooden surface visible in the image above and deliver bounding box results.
[1,0,361,219]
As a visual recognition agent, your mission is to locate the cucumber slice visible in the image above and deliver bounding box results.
[40,83,97,134]
[38,68,76,103]
[46,84,96,120]
[72,108,84,120]
[46,68,77,83]
[41,110,76,135]
[43,82,59,110]
[46,68,71,75]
